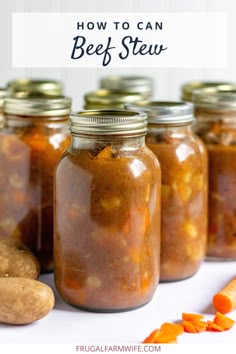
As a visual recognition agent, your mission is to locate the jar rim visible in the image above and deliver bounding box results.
[4,96,71,116]
[193,87,236,110]
[181,81,234,101]
[126,101,194,124]
[70,109,148,136]
[100,75,153,95]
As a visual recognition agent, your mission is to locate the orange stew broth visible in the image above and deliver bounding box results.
[54,143,161,311]
[146,127,208,281]
[0,115,70,271]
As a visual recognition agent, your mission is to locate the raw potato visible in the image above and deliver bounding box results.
[0,237,40,279]
[0,277,55,324]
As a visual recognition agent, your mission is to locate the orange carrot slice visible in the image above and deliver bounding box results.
[212,276,236,314]
[207,320,224,332]
[182,313,205,321]
[182,320,207,333]
[154,332,177,344]
[160,322,184,336]
[213,312,235,330]
[142,329,160,343]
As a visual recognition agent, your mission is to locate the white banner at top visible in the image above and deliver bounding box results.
[12,12,227,68]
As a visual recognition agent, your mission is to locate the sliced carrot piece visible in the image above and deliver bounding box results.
[182,320,207,333]
[182,313,205,321]
[160,322,184,336]
[142,329,160,344]
[207,321,224,332]
[213,312,235,330]
[154,332,177,344]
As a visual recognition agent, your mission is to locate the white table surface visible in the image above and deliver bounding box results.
[0,261,236,351]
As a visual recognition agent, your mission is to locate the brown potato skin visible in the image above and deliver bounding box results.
[0,277,55,324]
[0,237,40,279]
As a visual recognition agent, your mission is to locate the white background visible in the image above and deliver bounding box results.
[0,0,236,109]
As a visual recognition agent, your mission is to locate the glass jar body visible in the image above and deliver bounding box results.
[194,107,236,260]
[146,124,208,281]
[54,135,161,312]
[0,114,70,272]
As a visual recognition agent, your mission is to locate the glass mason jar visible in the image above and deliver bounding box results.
[181,81,233,102]
[84,89,146,110]
[7,78,64,97]
[100,75,153,98]
[54,110,161,312]
[0,96,71,272]
[127,102,208,282]
[193,87,236,260]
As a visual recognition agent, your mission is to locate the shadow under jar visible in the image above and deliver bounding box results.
[54,110,161,312]
[127,102,208,282]
[1,96,71,272]
[193,87,236,260]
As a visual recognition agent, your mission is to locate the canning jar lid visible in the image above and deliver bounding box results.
[4,96,71,116]
[126,101,194,125]
[0,88,6,108]
[7,78,64,97]
[100,75,153,95]
[181,81,234,102]
[84,89,146,108]
[70,110,147,136]
[193,87,236,110]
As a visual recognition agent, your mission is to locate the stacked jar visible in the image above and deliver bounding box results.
[193,87,236,260]
[0,95,71,272]
[54,109,161,312]
[126,101,208,282]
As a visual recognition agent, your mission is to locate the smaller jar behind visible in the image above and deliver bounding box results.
[193,87,236,260]
[126,101,208,282]
[1,95,71,272]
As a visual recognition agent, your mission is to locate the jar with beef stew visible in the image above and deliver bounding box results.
[54,110,161,312]
[127,102,208,282]
[194,87,236,260]
[1,96,71,272]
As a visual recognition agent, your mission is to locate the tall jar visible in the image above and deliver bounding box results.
[0,96,71,272]
[193,87,236,260]
[127,102,208,282]
[100,75,153,98]
[54,110,161,312]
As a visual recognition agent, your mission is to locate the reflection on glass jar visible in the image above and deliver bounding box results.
[54,110,161,312]
[194,87,236,260]
[0,96,71,272]
[127,101,208,282]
